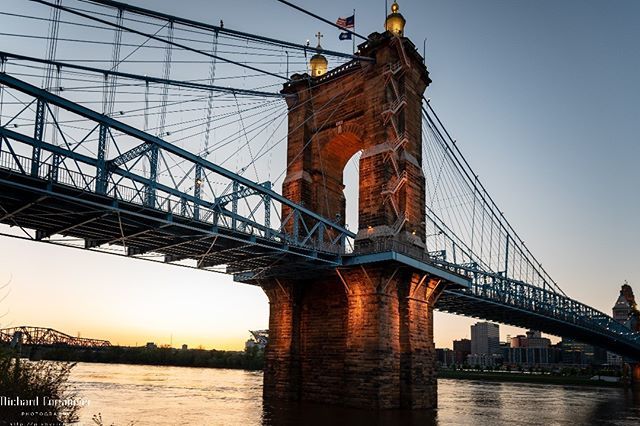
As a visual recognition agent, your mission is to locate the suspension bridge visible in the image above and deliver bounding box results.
[0,0,638,409]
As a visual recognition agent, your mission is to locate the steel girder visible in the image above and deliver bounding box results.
[0,326,111,348]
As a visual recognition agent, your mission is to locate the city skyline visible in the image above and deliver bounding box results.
[0,0,638,350]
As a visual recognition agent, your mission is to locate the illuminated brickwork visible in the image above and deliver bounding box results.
[262,269,443,408]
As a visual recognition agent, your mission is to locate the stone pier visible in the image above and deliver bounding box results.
[262,268,444,408]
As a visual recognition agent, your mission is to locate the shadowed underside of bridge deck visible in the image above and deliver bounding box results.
[0,170,338,276]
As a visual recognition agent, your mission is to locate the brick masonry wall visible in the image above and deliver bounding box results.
[261,266,442,409]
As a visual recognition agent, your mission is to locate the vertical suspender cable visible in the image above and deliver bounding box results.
[98,7,123,195]
[42,0,61,91]
[0,56,5,131]
[142,79,149,177]
[156,20,174,137]
[103,7,124,117]
[202,30,219,159]
[40,0,61,179]
[147,20,173,207]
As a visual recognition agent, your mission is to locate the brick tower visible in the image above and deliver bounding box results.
[260,3,447,409]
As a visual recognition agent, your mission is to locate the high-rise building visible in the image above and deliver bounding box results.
[436,348,456,366]
[608,284,636,365]
[526,330,551,349]
[470,322,500,356]
[526,330,541,339]
[613,291,631,324]
[453,338,471,364]
[510,335,527,348]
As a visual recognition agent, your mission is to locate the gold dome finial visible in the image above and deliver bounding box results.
[309,31,328,77]
[385,1,406,36]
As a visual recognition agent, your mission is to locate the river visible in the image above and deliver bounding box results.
[68,363,640,425]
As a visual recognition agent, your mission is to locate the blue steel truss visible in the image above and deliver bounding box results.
[0,73,354,274]
[437,262,640,358]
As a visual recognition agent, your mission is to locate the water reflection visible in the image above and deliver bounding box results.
[68,363,640,426]
[262,400,437,426]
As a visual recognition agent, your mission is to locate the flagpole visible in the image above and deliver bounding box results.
[385,0,388,25]
[352,9,356,54]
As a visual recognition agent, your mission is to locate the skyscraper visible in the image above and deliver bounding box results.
[613,291,631,324]
[453,338,471,364]
[470,322,500,355]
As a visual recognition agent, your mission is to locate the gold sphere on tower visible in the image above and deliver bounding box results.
[385,1,406,36]
[310,53,328,77]
[309,31,328,77]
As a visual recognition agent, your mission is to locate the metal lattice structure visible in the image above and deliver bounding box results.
[0,326,111,348]
[0,0,639,361]
[0,73,353,274]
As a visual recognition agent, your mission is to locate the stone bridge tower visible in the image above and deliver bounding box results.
[260,3,447,409]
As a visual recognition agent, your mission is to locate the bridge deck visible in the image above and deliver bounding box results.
[437,290,638,360]
[0,169,339,276]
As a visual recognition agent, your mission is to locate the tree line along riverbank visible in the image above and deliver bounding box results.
[8,344,265,370]
[5,343,628,388]
[438,368,623,387]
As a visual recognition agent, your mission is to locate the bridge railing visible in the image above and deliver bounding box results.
[353,237,432,262]
[435,261,640,344]
[0,73,355,258]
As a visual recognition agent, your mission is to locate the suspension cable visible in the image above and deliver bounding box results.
[422,99,565,295]
[83,0,372,61]
[0,52,287,99]
[30,0,292,81]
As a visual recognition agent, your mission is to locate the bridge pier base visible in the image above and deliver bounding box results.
[261,265,442,409]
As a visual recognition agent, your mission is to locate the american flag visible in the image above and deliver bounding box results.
[336,14,355,29]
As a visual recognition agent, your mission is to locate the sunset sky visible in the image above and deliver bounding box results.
[0,0,638,350]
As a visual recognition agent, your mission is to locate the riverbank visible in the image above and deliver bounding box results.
[7,344,264,370]
[438,369,622,387]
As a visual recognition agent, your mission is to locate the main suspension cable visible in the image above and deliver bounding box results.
[30,0,292,81]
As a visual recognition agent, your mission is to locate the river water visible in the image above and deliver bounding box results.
[68,363,640,425]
